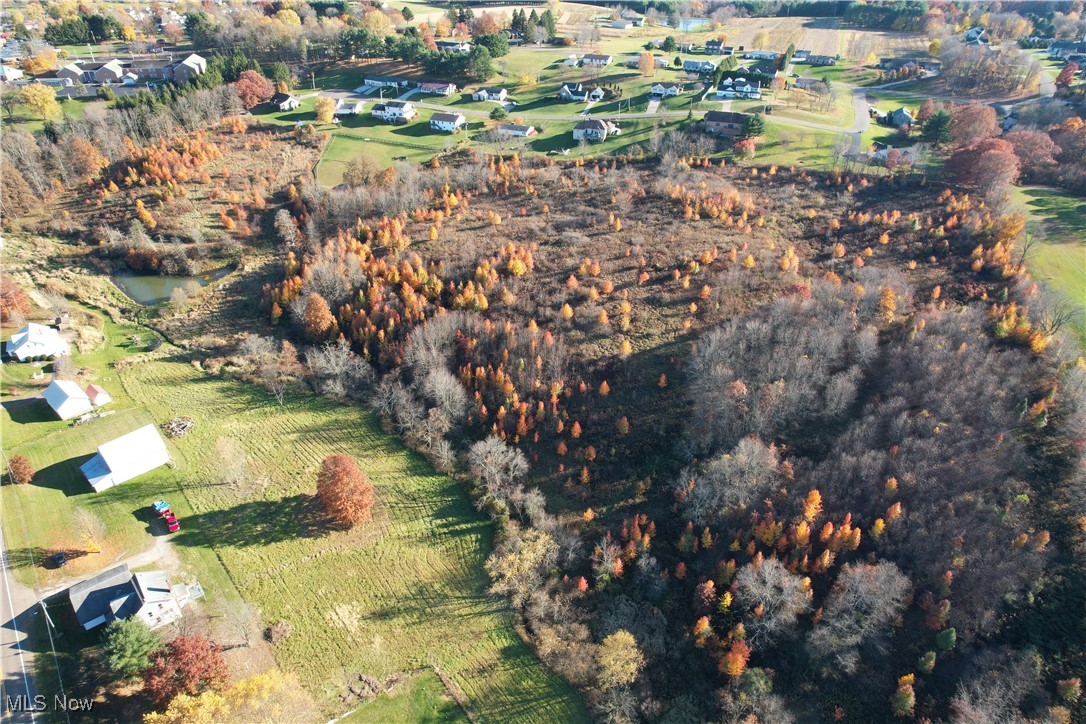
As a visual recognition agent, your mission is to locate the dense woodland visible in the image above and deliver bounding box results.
[243,151,1086,721]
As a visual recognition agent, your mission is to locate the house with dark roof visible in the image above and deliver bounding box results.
[701,110,750,136]
[806,54,837,66]
[372,99,417,122]
[558,82,605,102]
[683,58,718,74]
[650,82,684,97]
[716,77,761,99]
[270,92,300,111]
[705,39,730,55]
[430,112,466,132]
[573,118,620,142]
[581,53,613,67]
[67,563,202,631]
[436,40,472,54]
[889,107,914,127]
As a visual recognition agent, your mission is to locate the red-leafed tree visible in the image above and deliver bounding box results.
[1004,130,1060,178]
[7,455,35,485]
[0,278,29,323]
[316,454,375,528]
[1055,62,1079,90]
[948,102,999,148]
[142,635,228,707]
[915,97,935,124]
[234,70,274,109]
[945,138,1020,196]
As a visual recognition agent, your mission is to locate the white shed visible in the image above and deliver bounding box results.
[7,323,70,361]
[81,424,171,493]
[42,379,93,420]
[86,384,113,407]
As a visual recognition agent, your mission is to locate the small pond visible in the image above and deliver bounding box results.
[668,17,709,31]
[111,266,233,305]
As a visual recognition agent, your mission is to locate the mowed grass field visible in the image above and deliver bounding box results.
[1012,186,1086,347]
[2,309,587,719]
[126,356,587,719]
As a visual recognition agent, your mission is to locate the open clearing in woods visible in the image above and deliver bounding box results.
[1,307,586,720]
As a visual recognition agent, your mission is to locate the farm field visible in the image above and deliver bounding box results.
[1012,186,1086,347]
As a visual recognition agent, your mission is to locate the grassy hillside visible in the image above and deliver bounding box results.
[1013,185,1086,347]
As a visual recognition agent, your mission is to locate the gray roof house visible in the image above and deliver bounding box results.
[67,563,202,631]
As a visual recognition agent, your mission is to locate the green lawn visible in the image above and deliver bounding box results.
[2,96,99,134]
[1012,186,1086,347]
[800,63,881,86]
[341,670,471,724]
[755,119,845,168]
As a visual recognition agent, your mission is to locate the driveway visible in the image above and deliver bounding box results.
[646,98,661,114]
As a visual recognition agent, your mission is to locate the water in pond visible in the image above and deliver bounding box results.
[670,17,709,31]
[111,267,233,305]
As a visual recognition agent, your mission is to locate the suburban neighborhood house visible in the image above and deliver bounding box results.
[371,100,417,123]
[702,110,751,136]
[42,379,93,420]
[625,55,669,69]
[270,93,300,111]
[67,563,202,631]
[890,107,915,127]
[683,58,718,74]
[716,78,762,99]
[650,82,684,97]
[81,423,171,493]
[0,64,24,81]
[573,119,620,142]
[558,82,605,102]
[6,322,69,361]
[705,39,732,54]
[334,98,365,115]
[581,53,613,67]
[420,82,457,96]
[498,123,536,137]
[56,53,206,85]
[472,87,508,102]
[430,112,466,132]
[435,39,472,54]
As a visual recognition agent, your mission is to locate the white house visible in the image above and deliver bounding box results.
[68,563,202,631]
[559,82,605,102]
[334,98,365,115]
[650,82,684,97]
[42,379,93,420]
[86,384,113,407]
[743,50,780,60]
[473,87,508,102]
[498,122,536,137]
[6,323,69,361]
[683,59,718,74]
[430,112,466,132]
[371,100,417,122]
[80,424,171,493]
[420,82,457,96]
[573,118,620,142]
[436,40,472,54]
[581,53,613,67]
[716,78,761,99]
[270,92,300,111]
[0,64,24,82]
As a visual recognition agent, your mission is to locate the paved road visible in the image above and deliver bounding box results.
[1,523,38,724]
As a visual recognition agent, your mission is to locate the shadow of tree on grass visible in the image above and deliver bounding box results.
[170,493,332,548]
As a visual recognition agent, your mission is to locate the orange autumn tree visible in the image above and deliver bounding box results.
[303,292,336,341]
[316,455,374,528]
